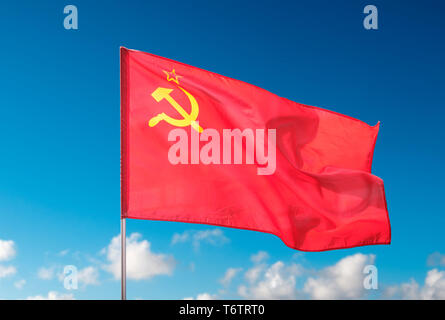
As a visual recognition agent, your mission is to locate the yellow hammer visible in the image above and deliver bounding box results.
[149,86,203,133]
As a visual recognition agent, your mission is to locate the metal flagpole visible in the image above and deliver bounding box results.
[120,46,127,300]
[121,217,126,300]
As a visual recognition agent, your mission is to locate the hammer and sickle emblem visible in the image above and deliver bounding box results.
[148,85,203,133]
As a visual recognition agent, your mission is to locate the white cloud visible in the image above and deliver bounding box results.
[382,285,399,298]
[77,266,100,286]
[399,280,421,300]
[38,266,55,280]
[182,250,445,300]
[103,233,175,280]
[56,266,100,287]
[0,239,16,261]
[238,261,303,299]
[184,292,217,300]
[243,251,270,284]
[193,229,228,245]
[303,253,375,300]
[58,249,70,257]
[0,265,16,278]
[26,291,74,300]
[245,264,266,284]
[427,252,445,267]
[237,253,375,300]
[14,279,26,289]
[251,251,269,264]
[171,229,229,250]
[171,232,189,245]
[384,269,445,300]
[423,269,445,299]
[220,267,242,287]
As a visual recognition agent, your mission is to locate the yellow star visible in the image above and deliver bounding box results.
[163,69,182,85]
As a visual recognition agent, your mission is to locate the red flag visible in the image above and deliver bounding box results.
[120,47,390,251]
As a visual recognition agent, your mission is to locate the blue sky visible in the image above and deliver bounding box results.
[0,0,444,299]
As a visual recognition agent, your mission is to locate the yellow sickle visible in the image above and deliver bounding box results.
[149,86,203,133]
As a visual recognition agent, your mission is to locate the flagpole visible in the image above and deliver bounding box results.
[120,47,127,300]
[121,217,126,300]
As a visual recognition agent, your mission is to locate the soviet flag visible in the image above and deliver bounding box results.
[120,47,390,251]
